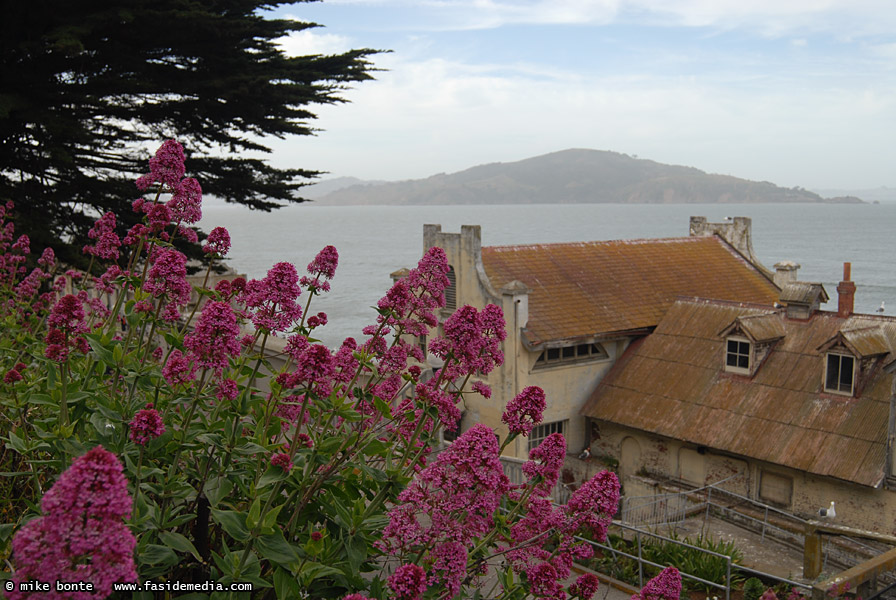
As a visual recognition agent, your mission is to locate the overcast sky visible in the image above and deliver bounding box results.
[263,0,896,190]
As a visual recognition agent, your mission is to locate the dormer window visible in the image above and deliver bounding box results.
[719,312,784,377]
[824,353,855,395]
[725,337,752,374]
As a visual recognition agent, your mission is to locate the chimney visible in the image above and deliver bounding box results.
[773,261,800,288]
[837,262,856,318]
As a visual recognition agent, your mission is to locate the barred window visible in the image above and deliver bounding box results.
[445,266,457,310]
[535,343,607,367]
[528,420,567,452]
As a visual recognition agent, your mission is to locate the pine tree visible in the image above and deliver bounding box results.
[0,1,378,263]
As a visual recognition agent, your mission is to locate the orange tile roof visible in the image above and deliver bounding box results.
[582,299,896,487]
[481,236,780,345]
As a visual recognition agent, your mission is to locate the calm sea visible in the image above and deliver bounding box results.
[199,202,896,348]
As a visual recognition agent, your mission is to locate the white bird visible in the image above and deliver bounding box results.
[577,448,591,460]
[877,301,885,314]
[818,501,836,518]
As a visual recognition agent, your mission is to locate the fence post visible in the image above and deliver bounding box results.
[726,556,731,600]
[762,506,768,541]
[804,524,823,580]
[637,530,643,589]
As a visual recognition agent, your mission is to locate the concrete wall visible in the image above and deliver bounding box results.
[592,421,896,534]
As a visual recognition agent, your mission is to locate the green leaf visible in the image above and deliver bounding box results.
[247,497,262,530]
[273,567,302,600]
[211,509,250,542]
[299,562,345,587]
[257,465,286,489]
[316,436,343,454]
[205,477,233,508]
[256,529,299,570]
[139,544,179,567]
[158,530,202,561]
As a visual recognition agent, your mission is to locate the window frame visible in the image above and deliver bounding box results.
[724,336,752,375]
[528,419,568,452]
[824,352,856,396]
[535,343,608,368]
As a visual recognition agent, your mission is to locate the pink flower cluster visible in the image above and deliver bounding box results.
[168,177,202,224]
[388,564,428,600]
[569,573,601,600]
[301,245,339,292]
[83,212,121,261]
[203,226,231,256]
[240,262,303,334]
[632,567,682,600]
[184,301,241,375]
[44,294,90,362]
[502,385,546,436]
[270,452,293,472]
[428,303,506,384]
[9,447,137,599]
[129,404,165,445]
[136,139,186,191]
[143,248,191,321]
[380,424,509,595]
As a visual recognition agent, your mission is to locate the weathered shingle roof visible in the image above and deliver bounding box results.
[480,236,780,345]
[582,300,896,487]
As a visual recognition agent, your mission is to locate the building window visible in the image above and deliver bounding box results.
[759,470,793,507]
[536,343,607,367]
[825,353,855,395]
[725,337,751,374]
[529,420,567,452]
[445,266,457,310]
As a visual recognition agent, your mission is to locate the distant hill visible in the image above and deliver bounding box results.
[316,149,864,205]
[300,176,385,200]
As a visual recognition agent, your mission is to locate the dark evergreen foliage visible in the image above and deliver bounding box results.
[0,1,379,263]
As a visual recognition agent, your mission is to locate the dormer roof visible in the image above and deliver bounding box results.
[817,326,892,358]
[719,312,785,343]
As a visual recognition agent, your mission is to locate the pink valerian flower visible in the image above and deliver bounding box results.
[203,226,231,256]
[44,294,90,362]
[366,247,451,347]
[129,404,165,445]
[4,368,23,384]
[177,224,199,243]
[94,264,124,294]
[428,541,468,598]
[428,303,506,381]
[168,177,202,223]
[145,202,173,232]
[9,447,137,599]
[15,267,45,302]
[307,311,327,329]
[388,563,428,600]
[522,432,566,494]
[152,346,164,361]
[275,394,311,428]
[184,301,241,374]
[569,573,600,599]
[502,386,546,436]
[472,379,492,399]
[136,139,186,190]
[564,470,620,541]
[380,424,510,557]
[163,349,196,387]
[270,453,293,472]
[37,247,55,269]
[528,562,563,600]
[122,223,148,246]
[143,248,191,321]
[632,567,682,600]
[341,595,371,600]
[83,212,121,260]
[240,262,303,334]
[279,343,336,398]
[216,379,239,403]
[301,245,339,292]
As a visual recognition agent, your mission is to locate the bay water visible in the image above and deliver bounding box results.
[199,202,896,348]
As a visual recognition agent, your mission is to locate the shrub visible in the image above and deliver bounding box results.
[744,577,767,600]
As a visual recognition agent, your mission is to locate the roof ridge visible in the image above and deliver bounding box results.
[482,235,710,251]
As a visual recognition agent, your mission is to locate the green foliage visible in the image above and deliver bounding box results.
[0,1,380,263]
[744,577,767,600]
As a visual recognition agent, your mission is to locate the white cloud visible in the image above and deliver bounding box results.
[275,29,353,57]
